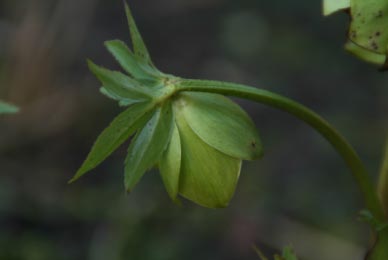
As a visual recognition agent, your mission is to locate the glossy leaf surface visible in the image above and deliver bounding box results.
[179,92,262,160]
[175,106,241,208]
[125,103,174,191]
[70,101,154,183]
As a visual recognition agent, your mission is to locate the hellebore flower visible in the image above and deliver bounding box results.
[70,3,262,208]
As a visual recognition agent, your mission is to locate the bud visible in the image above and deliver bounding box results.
[69,3,262,208]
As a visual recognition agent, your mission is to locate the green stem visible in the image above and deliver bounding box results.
[176,78,385,221]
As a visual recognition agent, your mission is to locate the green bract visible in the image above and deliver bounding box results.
[70,3,262,208]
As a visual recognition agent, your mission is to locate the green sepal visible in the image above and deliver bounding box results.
[124,102,174,191]
[69,101,154,183]
[88,60,152,105]
[159,122,181,202]
[323,0,350,16]
[179,92,262,160]
[175,105,242,208]
[124,2,153,65]
[0,101,19,114]
[104,40,159,80]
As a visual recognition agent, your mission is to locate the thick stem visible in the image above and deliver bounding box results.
[176,79,385,221]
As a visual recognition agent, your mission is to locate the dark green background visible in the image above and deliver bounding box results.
[1,0,387,259]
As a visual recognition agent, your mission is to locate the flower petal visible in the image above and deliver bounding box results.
[125,102,174,191]
[178,92,262,160]
[175,105,242,208]
[159,122,181,201]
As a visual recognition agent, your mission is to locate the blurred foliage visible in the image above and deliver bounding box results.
[254,245,299,260]
[1,0,388,259]
[0,101,18,114]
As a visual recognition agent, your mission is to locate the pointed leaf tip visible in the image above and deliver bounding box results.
[124,2,152,64]
[104,40,154,79]
[69,101,154,183]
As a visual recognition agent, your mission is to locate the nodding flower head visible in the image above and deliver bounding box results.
[69,3,263,208]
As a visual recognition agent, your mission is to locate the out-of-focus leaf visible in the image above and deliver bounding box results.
[175,106,241,208]
[104,40,156,79]
[124,103,174,191]
[179,92,262,160]
[159,122,181,201]
[253,245,299,260]
[70,101,154,183]
[281,246,298,260]
[323,0,350,16]
[88,60,152,105]
[0,101,19,114]
[378,138,388,216]
[366,227,388,260]
[253,245,269,260]
[345,41,386,65]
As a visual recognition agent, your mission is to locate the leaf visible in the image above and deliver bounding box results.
[378,138,388,216]
[124,102,174,191]
[104,40,157,79]
[69,101,154,183]
[0,101,19,114]
[178,92,262,160]
[253,245,269,260]
[366,227,388,260]
[159,122,181,201]
[281,246,298,260]
[124,2,153,65]
[323,0,350,16]
[175,105,242,208]
[88,60,152,105]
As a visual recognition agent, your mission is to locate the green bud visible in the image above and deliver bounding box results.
[70,2,263,208]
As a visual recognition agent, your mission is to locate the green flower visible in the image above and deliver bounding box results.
[70,3,262,208]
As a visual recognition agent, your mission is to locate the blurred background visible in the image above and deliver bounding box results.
[1,0,388,259]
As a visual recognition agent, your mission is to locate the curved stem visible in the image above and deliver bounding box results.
[176,79,385,221]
